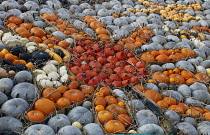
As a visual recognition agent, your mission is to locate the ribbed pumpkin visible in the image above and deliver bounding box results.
[94,96,106,107]
[106,104,127,116]
[140,53,155,62]
[81,85,95,95]
[34,98,56,115]
[15,27,30,38]
[42,88,61,102]
[144,90,162,102]
[63,89,85,103]
[98,110,114,125]
[116,114,132,128]
[30,27,46,37]
[104,120,126,133]
[99,87,110,97]
[152,72,169,83]
[105,96,118,105]
[27,110,45,122]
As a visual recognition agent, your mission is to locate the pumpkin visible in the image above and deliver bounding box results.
[11,82,40,101]
[97,110,114,125]
[135,110,158,127]
[83,123,104,135]
[105,96,118,105]
[63,89,85,103]
[137,124,164,134]
[56,98,70,108]
[80,85,95,95]
[27,110,45,122]
[34,98,56,115]
[25,124,55,135]
[42,88,61,102]
[57,126,82,135]
[176,122,198,135]
[8,16,22,25]
[1,98,29,117]
[163,97,177,106]
[164,110,180,124]
[94,97,106,107]
[48,114,71,132]
[82,101,92,110]
[0,78,14,95]
[104,120,126,133]
[0,92,8,106]
[0,117,23,132]
[181,48,195,57]
[95,105,104,112]
[140,53,155,62]
[144,90,162,102]
[67,106,93,125]
[68,81,81,89]
[15,27,30,38]
[168,105,184,114]
[152,72,169,83]
[157,100,169,109]
[106,104,127,116]
[72,121,83,130]
[128,99,145,111]
[99,87,110,96]
[116,114,132,128]
[14,70,33,83]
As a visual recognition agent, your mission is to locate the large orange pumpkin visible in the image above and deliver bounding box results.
[42,88,61,102]
[144,90,162,102]
[27,110,45,122]
[98,110,114,125]
[104,120,126,133]
[63,89,85,103]
[34,98,56,115]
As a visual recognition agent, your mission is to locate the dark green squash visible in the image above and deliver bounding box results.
[15,63,28,71]
[19,53,31,61]
[10,46,26,56]
[31,50,50,61]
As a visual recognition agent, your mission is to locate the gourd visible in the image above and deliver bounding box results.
[48,114,71,132]
[14,70,33,83]
[0,68,7,78]
[176,122,198,135]
[72,122,82,130]
[57,126,82,135]
[135,110,158,127]
[0,78,13,95]
[1,98,29,117]
[24,124,55,135]
[137,124,164,134]
[83,123,104,135]
[11,82,40,101]
[67,106,93,125]
[42,64,57,74]
[0,117,23,132]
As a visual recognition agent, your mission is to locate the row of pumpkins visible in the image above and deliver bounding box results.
[1,0,210,134]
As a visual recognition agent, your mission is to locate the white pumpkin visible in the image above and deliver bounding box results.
[43,64,57,74]
[36,74,50,82]
[48,114,71,133]
[135,110,158,127]
[48,71,60,81]
[25,124,55,135]
[11,82,40,101]
[59,66,68,76]
[39,79,53,88]
[60,74,69,83]
[72,121,82,130]
[1,98,29,117]
[0,117,23,132]
[0,78,14,95]
[83,123,104,135]
[67,106,93,125]
[57,126,82,135]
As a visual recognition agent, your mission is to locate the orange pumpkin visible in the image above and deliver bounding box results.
[177,103,189,111]
[68,81,81,89]
[181,48,195,57]
[104,120,126,133]
[106,104,127,116]
[94,96,106,107]
[80,85,95,95]
[99,87,110,97]
[203,112,210,120]
[42,13,58,21]
[152,72,169,83]
[63,89,85,103]
[195,73,209,82]
[15,27,30,38]
[157,100,169,109]
[96,27,108,35]
[168,105,184,114]
[140,53,155,62]
[95,105,105,112]
[90,21,103,29]
[30,27,46,37]
[42,88,61,102]
[98,34,110,41]
[20,23,32,29]
[98,110,114,124]
[8,16,22,24]
[163,97,177,106]
[116,114,132,128]
[186,108,202,117]
[155,54,170,62]
[169,74,185,84]
[181,70,194,79]
[57,86,67,93]
[4,53,18,62]
[133,84,144,92]
[12,60,27,65]
[56,97,70,108]
[144,90,162,102]
[27,110,45,122]
[29,36,42,43]
[34,98,56,115]
[105,96,118,105]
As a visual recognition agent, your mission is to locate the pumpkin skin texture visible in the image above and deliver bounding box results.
[0,78,13,95]
[83,123,104,135]
[14,70,33,83]
[11,82,40,101]
[25,124,55,135]
[34,98,56,115]
[137,124,164,134]
[1,98,29,117]
[63,89,85,103]
[67,106,93,125]
[57,125,82,135]
[27,110,45,122]
[104,120,126,134]
[135,110,158,127]
[48,114,71,132]
[0,117,23,132]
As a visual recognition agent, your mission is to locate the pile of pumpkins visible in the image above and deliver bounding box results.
[1,0,210,134]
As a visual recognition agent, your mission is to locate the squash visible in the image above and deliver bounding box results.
[34,98,56,115]
[26,110,45,122]
[11,82,40,101]
[14,71,33,83]
[82,101,92,110]
[176,122,198,135]
[48,114,71,132]
[25,124,55,135]
[83,123,104,135]
[67,106,93,125]
[137,124,164,134]
[0,117,23,132]
[0,78,14,95]
[72,121,82,130]
[1,98,29,117]
[104,120,126,134]
[0,92,8,106]
[164,110,180,124]
[128,99,145,111]
[135,110,158,127]
[57,126,82,135]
